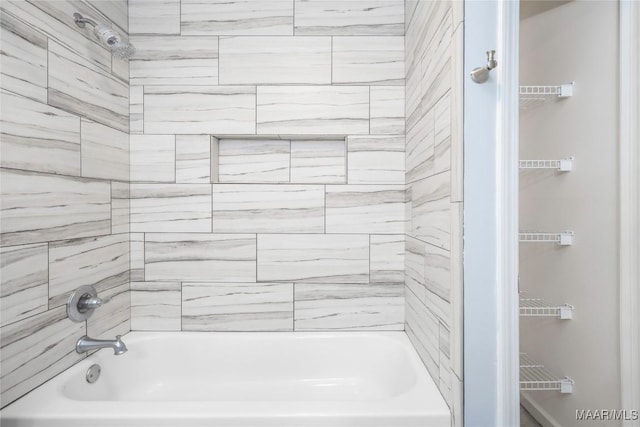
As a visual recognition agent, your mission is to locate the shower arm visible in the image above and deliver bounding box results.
[73,13,97,29]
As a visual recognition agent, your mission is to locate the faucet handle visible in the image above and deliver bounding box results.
[78,295,110,311]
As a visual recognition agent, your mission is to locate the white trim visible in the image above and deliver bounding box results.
[496,1,520,426]
[620,1,640,425]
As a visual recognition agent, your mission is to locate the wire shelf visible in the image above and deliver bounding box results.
[519,231,574,245]
[520,298,574,319]
[520,83,574,110]
[519,157,574,172]
[520,353,574,393]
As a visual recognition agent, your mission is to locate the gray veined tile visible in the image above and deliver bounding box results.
[80,119,129,181]
[370,86,405,134]
[434,91,452,175]
[256,86,369,135]
[405,235,427,305]
[332,36,404,85]
[47,41,129,133]
[130,184,213,233]
[87,0,128,33]
[325,185,406,234]
[0,306,85,408]
[130,35,218,85]
[130,86,144,134]
[218,139,290,183]
[290,140,346,184]
[130,233,145,281]
[182,282,293,331]
[419,10,453,114]
[130,135,175,183]
[294,283,404,331]
[405,286,439,379]
[212,184,324,233]
[181,0,294,35]
[86,282,130,339]
[111,182,130,234]
[145,233,256,282]
[0,169,111,246]
[450,202,463,378]
[370,235,404,284]
[406,108,435,184]
[294,0,404,35]
[0,244,48,327]
[219,36,330,85]
[144,86,256,134]
[0,11,47,103]
[347,135,404,184]
[439,323,453,406]
[424,242,451,302]
[451,26,464,203]
[176,135,212,183]
[49,233,129,308]
[0,90,81,176]
[129,0,180,35]
[412,171,451,250]
[131,282,181,331]
[257,234,369,283]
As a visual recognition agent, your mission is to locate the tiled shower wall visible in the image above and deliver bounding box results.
[404,0,464,423]
[127,0,407,332]
[0,1,131,408]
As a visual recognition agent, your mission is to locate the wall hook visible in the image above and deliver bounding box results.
[470,50,498,84]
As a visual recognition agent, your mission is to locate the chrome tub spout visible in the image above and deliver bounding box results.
[76,335,127,355]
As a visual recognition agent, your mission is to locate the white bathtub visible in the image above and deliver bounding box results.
[0,332,451,427]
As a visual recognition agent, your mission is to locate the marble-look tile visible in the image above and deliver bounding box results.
[425,242,451,302]
[129,0,180,35]
[451,26,464,203]
[370,235,404,284]
[0,306,85,407]
[130,86,144,134]
[0,11,47,102]
[111,182,130,234]
[49,234,129,308]
[347,135,404,184]
[218,139,289,183]
[325,185,406,234]
[450,202,463,378]
[257,234,369,283]
[48,41,128,133]
[0,90,80,176]
[406,108,435,184]
[130,184,212,232]
[182,282,293,331]
[294,0,404,35]
[176,135,211,183]
[130,135,175,182]
[405,287,439,380]
[370,86,405,134]
[130,36,218,85]
[211,136,220,183]
[219,36,330,84]
[145,233,256,282]
[87,0,128,33]
[412,171,451,250]
[294,283,403,331]
[425,282,451,328]
[131,282,181,331]
[145,86,256,134]
[257,86,369,135]
[405,0,419,30]
[452,374,464,427]
[212,184,324,233]
[130,233,145,281]
[181,0,294,35]
[0,244,48,327]
[80,119,129,181]
[86,282,130,339]
[434,92,451,175]
[0,169,111,246]
[290,140,345,184]
[405,235,426,305]
[438,323,453,406]
[419,10,452,114]
[332,36,404,85]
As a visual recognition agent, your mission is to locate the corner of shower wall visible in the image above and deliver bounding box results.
[0,0,131,408]
[404,0,464,425]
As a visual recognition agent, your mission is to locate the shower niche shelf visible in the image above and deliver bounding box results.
[519,82,574,110]
[519,157,574,172]
[520,353,574,393]
[520,298,574,319]
[519,231,574,245]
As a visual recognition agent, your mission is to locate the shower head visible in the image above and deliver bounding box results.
[73,13,135,59]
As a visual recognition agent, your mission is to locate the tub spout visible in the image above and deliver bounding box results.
[76,335,128,355]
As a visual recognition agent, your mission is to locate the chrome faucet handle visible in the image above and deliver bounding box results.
[67,285,109,322]
[77,295,110,311]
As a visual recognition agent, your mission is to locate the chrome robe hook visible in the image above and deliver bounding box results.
[470,50,498,84]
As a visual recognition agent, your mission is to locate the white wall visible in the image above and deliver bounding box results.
[519,1,621,425]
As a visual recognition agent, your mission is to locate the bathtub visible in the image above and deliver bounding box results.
[0,332,451,427]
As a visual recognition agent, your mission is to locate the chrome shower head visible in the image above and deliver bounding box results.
[73,13,135,60]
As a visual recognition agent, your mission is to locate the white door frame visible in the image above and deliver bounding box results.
[620,1,640,425]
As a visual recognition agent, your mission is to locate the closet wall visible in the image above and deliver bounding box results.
[519,1,621,425]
